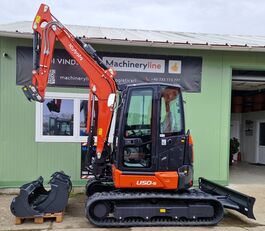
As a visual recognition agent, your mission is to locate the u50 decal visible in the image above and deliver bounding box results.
[136,180,157,186]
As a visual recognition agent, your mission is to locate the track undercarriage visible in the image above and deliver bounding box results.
[86,190,224,227]
[85,177,255,227]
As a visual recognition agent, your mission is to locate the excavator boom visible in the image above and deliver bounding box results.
[22,4,117,157]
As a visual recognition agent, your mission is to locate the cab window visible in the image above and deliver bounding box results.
[160,87,183,135]
[123,89,153,168]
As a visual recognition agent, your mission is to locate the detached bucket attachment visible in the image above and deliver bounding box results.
[199,177,255,219]
[10,171,72,218]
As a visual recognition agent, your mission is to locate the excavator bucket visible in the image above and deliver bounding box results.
[10,171,72,218]
[199,177,255,219]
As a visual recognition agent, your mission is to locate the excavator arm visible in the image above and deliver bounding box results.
[22,4,117,158]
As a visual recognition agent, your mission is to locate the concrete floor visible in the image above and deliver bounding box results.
[0,183,265,231]
[0,161,264,231]
[230,161,265,184]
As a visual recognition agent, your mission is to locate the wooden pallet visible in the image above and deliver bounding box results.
[15,212,64,225]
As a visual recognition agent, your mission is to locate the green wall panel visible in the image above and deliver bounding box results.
[184,53,223,181]
[0,38,85,187]
[36,143,79,180]
[1,36,265,188]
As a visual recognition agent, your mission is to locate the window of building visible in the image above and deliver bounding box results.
[36,92,94,142]
[80,100,88,136]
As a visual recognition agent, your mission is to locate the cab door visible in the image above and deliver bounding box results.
[157,86,186,171]
[117,86,156,172]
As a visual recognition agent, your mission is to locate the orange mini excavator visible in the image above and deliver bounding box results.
[22,4,256,227]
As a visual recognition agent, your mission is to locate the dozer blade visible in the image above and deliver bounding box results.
[22,85,43,102]
[199,177,255,219]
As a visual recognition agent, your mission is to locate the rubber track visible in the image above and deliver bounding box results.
[85,189,224,227]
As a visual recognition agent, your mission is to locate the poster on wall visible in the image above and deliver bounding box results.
[245,120,254,136]
[16,46,202,92]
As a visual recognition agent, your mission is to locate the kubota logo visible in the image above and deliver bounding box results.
[69,43,83,61]
[136,180,157,186]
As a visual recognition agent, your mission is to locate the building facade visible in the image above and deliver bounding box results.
[1,23,265,187]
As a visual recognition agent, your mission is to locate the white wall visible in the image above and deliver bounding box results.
[231,113,242,140]
[231,111,265,163]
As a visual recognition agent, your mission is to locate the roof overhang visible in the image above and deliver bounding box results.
[1,30,265,52]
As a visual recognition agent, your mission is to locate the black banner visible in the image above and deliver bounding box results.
[16,46,202,92]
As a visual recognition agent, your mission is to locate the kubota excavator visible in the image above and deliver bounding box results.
[22,4,256,227]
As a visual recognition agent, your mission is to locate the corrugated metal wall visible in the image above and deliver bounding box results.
[1,36,265,187]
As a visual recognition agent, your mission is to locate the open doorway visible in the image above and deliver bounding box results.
[230,70,265,184]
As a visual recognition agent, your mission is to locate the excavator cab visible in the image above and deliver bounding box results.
[109,84,193,190]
